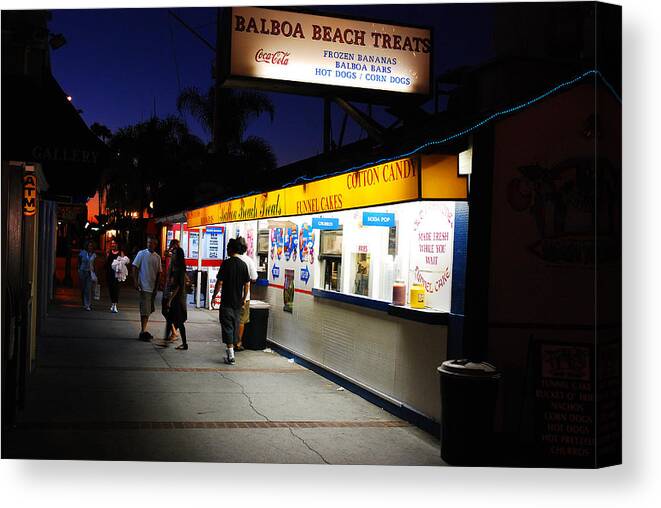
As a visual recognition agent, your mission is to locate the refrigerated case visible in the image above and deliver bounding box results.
[319,228,343,291]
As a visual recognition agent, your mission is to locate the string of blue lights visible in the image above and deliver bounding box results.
[214,68,620,205]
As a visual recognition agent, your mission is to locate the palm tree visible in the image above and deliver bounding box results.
[176,86,277,172]
[108,116,206,218]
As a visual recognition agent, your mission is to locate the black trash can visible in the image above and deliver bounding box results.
[242,300,270,350]
[438,360,501,466]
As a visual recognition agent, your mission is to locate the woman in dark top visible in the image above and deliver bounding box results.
[162,239,188,350]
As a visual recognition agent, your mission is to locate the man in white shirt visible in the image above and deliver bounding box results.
[236,236,258,350]
[132,236,162,341]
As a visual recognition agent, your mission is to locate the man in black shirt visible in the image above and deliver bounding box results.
[212,238,250,364]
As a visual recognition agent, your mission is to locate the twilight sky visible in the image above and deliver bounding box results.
[49,3,495,166]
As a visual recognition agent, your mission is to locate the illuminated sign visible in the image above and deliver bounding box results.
[23,166,37,216]
[362,212,395,227]
[226,6,432,96]
[312,217,340,230]
[187,190,285,228]
[287,157,419,216]
[186,154,468,228]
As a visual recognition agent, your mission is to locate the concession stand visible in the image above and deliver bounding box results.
[183,153,468,422]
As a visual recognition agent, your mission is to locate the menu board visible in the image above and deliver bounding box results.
[533,341,595,467]
[205,227,224,259]
[189,231,199,259]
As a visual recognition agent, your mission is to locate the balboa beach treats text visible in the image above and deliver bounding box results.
[234,14,431,53]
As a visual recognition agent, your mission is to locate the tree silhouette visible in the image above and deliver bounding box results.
[176,86,277,173]
[90,122,113,144]
[107,116,206,218]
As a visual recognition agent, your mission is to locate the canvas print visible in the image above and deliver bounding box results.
[1,2,621,468]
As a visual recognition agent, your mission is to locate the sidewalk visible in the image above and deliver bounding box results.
[4,286,443,465]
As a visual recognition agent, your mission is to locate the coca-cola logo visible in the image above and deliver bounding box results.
[255,48,290,65]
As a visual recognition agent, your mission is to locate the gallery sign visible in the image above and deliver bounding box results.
[223,6,432,98]
[31,145,99,164]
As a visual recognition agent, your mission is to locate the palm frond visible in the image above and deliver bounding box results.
[177,86,213,134]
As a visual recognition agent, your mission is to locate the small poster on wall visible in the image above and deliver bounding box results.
[189,231,199,259]
[271,228,284,261]
[284,226,298,261]
[299,223,315,263]
[246,228,255,258]
[283,268,295,313]
[207,266,221,310]
[409,202,455,310]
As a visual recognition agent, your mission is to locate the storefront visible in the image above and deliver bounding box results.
[180,153,468,422]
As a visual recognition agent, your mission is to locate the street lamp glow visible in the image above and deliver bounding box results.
[66,95,72,102]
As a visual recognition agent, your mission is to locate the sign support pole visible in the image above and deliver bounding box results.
[196,228,202,308]
[323,98,331,153]
[212,7,223,155]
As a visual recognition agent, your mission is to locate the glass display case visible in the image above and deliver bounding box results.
[319,229,343,291]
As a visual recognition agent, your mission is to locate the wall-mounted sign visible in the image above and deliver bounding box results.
[23,166,37,217]
[207,267,221,310]
[287,156,419,216]
[186,154,468,228]
[312,217,340,230]
[459,147,473,175]
[205,227,224,259]
[362,211,395,227]
[410,202,455,310]
[224,6,432,99]
[300,265,310,284]
[187,190,285,227]
[532,341,595,467]
[57,203,86,223]
[189,231,200,259]
[31,145,99,164]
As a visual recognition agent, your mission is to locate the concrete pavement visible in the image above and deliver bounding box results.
[3,286,443,465]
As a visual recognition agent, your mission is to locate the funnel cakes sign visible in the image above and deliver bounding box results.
[224,6,432,97]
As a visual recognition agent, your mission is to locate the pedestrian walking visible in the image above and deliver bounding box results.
[235,236,258,351]
[155,239,189,350]
[132,236,162,341]
[106,240,130,313]
[211,238,250,365]
[77,240,97,311]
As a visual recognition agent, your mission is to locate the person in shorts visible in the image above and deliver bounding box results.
[132,236,162,341]
[211,238,250,364]
[235,236,258,351]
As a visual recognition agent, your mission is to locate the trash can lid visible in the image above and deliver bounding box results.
[438,359,500,377]
[249,300,270,309]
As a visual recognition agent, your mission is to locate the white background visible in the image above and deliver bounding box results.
[1,0,658,507]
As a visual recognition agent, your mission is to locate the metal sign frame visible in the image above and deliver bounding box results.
[219,5,434,105]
